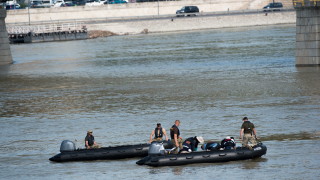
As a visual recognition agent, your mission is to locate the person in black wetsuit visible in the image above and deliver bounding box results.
[149,123,168,143]
[220,136,236,150]
[180,136,204,153]
[85,130,100,149]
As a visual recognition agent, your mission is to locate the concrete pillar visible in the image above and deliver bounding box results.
[0,9,13,65]
[295,3,320,66]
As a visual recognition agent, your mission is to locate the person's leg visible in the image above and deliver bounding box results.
[178,138,183,149]
[242,134,249,147]
[249,136,257,147]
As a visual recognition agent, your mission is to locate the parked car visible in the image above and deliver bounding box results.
[176,6,199,17]
[105,0,127,4]
[5,0,20,10]
[65,1,75,6]
[5,4,20,10]
[263,2,283,12]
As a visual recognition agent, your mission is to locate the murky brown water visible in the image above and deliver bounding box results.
[0,24,319,179]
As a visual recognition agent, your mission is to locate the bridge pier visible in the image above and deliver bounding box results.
[0,9,13,65]
[294,1,320,66]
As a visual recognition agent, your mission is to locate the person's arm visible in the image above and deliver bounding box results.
[253,128,257,139]
[85,140,90,149]
[240,128,244,140]
[163,128,168,141]
[149,130,155,143]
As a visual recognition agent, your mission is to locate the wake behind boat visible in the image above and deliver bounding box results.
[136,142,267,166]
[49,140,173,162]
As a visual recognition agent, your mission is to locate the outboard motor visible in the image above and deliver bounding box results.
[148,141,165,155]
[60,140,76,152]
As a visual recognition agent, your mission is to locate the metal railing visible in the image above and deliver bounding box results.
[7,22,86,34]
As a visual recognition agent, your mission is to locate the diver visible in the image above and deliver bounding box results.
[201,141,221,151]
[179,136,204,153]
[220,136,236,150]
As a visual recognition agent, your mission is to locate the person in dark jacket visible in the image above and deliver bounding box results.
[180,136,204,153]
[170,120,183,154]
[85,130,100,149]
[240,117,258,149]
[149,123,168,143]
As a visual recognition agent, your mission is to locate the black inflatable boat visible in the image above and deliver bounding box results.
[49,140,173,162]
[136,142,267,166]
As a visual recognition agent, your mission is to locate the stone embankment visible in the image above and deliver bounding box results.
[5,0,294,23]
[5,0,296,38]
[86,11,296,37]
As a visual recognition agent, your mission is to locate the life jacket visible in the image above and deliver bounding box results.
[170,125,180,139]
[85,135,94,146]
[242,121,254,134]
[154,127,163,138]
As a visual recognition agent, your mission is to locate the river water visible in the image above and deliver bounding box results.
[0,24,319,179]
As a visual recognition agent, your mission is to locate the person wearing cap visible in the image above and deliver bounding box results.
[170,120,183,154]
[180,136,204,153]
[240,117,257,149]
[220,136,236,150]
[85,130,100,149]
[149,123,168,143]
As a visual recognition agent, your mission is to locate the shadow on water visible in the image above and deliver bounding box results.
[240,157,268,170]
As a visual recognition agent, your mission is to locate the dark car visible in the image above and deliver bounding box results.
[6,4,20,10]
[104,0,127,4]
[65,1,75,6]
[176,6,199,17]
[263,2,283,12]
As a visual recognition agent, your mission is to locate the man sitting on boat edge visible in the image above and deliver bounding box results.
[85,130,100,149]
[149,123,169,143]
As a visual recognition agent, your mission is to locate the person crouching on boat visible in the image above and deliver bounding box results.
[201,141,221,151]
[180,136,204,153]
[85,130,100,149]
[220,136,236,150]
[149,123,169,143]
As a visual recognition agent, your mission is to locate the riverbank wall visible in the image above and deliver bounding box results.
[5,0,294,24]
[87,11,296,35]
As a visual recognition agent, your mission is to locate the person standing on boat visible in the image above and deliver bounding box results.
[170,120,183,154]
[180,136,204,153]
[240,117,257,149]
[85,130,100,149]
[149,123,169,143]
